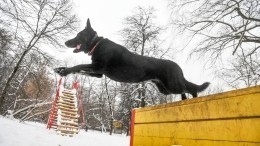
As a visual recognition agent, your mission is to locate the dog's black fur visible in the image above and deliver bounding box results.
[55,19,210,100]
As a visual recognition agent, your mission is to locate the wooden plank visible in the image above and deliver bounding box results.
[57,100,76,106]
[58,106,78,112]
[59,111,77,116]
[58,120,78,124]
[58,124,78,129]
[59,110,78,114]
[59,98,76,103]
[57,128,79,133]
[135,91,260,123]
[59,95,75,100]
[62,90,75,94]
[51,124,58,128]
[58,133,74,137]
[60,115,77,119]
[135,85,260,112]
[57,103,76,109]
[59,121,78,126]
[57,117,78,122]
[134,136,172,146]
[134,118,260,142]
[62,93,76,97]
[57,127,78,132]
[133,136,260,146]
[52,113,78,119]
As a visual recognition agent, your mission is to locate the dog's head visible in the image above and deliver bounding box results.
[65,18,97,53]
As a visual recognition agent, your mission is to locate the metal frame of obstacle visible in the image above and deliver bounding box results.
[74,81,86,130]
[46,78,86,136]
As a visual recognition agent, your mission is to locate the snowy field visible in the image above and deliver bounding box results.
[0,116,129,146]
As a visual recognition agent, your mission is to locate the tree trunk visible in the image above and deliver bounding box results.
[105,77,114,135]
[0,48,30,113]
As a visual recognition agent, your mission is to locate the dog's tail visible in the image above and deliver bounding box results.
[185,80,210,93]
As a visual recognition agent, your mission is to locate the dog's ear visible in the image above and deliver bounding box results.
[86,18,91,28]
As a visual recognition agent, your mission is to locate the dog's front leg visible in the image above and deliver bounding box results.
[55,64,99,76]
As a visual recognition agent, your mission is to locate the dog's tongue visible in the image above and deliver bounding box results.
[76,44,81,49]
[73,44,81,53]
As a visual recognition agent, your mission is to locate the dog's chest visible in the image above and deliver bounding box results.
[103,64,151,83]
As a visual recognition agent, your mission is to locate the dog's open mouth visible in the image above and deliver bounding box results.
[73,44,82,53]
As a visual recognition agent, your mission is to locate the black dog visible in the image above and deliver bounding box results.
[55,19,209,100]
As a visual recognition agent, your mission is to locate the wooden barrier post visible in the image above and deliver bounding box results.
[130,109,136,146]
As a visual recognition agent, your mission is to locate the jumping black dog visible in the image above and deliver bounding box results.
[55,19,210,100]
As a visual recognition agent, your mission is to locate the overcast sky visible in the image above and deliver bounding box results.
[57,0,220,91]
[73,0,170,38]
[60,0,171,63]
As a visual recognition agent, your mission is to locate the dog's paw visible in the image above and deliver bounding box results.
[54,67,70,76]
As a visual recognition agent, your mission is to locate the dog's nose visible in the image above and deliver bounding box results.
[65,39,77,48]
[65,41,69,47]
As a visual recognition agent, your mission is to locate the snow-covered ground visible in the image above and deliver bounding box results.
[0,116,129,146]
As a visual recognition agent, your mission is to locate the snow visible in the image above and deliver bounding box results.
[0,116,129,146]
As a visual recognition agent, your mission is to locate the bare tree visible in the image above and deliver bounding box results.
[104,77,115,135]
[115,6,173,135]
[121,6,166,57]
[4,55,54,122]
[218,47,260,88]
[120,6,167,108]
[168,0,260,61]
[116,83,134,136]
[83,77,108,132]
[168,0,260,88]
[0,28,12,88]
[83,77,98,122]
[0,0,78,111]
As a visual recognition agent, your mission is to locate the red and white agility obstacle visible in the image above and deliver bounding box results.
[47,78,86,136]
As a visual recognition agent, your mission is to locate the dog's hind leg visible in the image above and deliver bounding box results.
[181,94,187,100]
[152,79,170,95]
[159,76,187,96]
[191,92,197,98]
